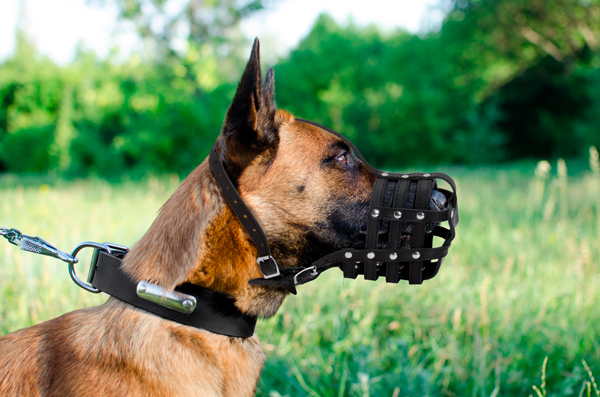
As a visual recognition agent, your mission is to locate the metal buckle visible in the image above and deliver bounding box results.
[293,266,318,285]
[257,255,281,279]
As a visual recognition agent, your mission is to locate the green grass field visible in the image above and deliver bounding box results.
[1,157,599,397]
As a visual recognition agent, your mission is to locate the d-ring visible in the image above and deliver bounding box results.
[68,242,112,293]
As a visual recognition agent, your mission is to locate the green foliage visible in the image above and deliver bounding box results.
[0,34,62,173]
[274,14,476,167]
[1,1,600,175]
[274,6,600,167]
[1,161,599,395]
[0,35,239,177]
[439,0,600,160]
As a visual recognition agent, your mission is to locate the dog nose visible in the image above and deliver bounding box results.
[429,189,447,211]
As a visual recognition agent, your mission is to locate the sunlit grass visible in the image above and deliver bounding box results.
[1,156,599,396]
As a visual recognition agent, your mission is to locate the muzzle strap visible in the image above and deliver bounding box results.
[209,146,281,278]
[364,177,388,280]
[389,178,410,250]
[409,179,433,284]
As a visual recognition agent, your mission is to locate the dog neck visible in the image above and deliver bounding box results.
[120,158,288,319]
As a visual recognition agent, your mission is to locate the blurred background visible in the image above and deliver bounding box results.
[1,1,600,396]
[1,0,599,177]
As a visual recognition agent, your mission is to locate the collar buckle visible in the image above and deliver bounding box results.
[257,255,281,279]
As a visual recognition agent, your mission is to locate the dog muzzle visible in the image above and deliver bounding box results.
[210,119,459,294]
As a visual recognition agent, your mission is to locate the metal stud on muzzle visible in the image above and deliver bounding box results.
[210,119,458,294]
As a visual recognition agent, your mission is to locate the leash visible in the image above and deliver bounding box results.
[0,227,257,338]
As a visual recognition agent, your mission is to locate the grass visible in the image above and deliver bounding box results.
[1,155,599,396]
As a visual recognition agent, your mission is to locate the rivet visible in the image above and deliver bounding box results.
[402,175,409,178]
[376,262,382,267]
[412,252,421,259]
[138,283,147,293]
[394,211,402,219]
[371,209,380,218]
[390,252,397,260]
[423,173,430,177]
[182,300,194,310]
[345,252,353,259]
[367,252,375,259]
[417,212,425,220]
[381,172,388,176]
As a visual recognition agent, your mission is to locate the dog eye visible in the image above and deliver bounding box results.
[336,153,348,164]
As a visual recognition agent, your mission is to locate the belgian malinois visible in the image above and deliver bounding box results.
[0,39,443,396]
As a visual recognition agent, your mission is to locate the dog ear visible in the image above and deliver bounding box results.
[220,38,279,178]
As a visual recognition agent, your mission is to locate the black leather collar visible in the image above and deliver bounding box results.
[89,250,257,338]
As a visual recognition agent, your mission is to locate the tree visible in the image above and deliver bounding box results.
[439,0,600,94]
[92,0,274,58]
[430,0,600,159]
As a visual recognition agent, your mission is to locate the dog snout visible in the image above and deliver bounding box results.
[429,189,447,211]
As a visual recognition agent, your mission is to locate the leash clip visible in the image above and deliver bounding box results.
[257,255,281,279]
[1,227,77,264]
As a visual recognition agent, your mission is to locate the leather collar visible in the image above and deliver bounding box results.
[89,250,257,338]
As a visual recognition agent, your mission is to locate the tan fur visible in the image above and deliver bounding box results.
[0,49,375,395]
[0,152,267,396]
[0,300,264,396]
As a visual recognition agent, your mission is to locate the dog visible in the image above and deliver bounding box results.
[0,39,378,396]
[0,37,452,395]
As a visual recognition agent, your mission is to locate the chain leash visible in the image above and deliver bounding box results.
[1,227,77,264]
[1,226,129,293]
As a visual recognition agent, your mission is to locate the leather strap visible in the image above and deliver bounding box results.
[90,251,258,338]
[411,179,432,284]
[209,145,280,278]
[248,250,346,294]
[364,177,387,280]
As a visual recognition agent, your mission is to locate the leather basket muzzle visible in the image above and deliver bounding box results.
[341,171,458,285]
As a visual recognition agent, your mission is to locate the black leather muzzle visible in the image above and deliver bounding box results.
[342,171,458,285]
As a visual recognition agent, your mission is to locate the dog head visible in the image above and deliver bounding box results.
[218,39,377,272]
[124,39,448,318]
